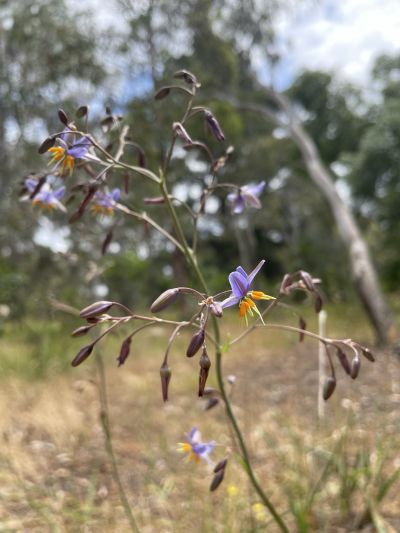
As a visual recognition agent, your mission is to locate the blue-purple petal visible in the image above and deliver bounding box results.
[229,271,249,298]
[111,188,121,201]
[54,186,66,200]
[67,136,91,158]
[243,181,266,197]
[219,295,240,309]
[247,260,265,285]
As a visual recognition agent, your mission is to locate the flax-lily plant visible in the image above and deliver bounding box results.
[25,70,375,533]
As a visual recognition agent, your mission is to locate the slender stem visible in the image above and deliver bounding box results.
[95,352,140,533]
[161,190,288,531]
[158,108,289,533]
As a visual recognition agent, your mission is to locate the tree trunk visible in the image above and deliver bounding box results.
[224,90,396,344]
[287,109,396,345]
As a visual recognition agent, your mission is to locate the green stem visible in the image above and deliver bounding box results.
[160,179,288,532]
[95,353,140,533]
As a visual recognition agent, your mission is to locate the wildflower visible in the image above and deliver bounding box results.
[227,181,266,214]
[24,178,66,212]
[252,503,267,522]
[91,188,121,215]
[217,260,275,324]
[47,136,91,176]
[227,484,239,497]
[177,427,215,464]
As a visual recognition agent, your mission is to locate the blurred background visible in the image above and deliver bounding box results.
[1,0,400,531]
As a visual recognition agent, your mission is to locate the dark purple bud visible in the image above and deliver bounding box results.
[76,105,88,118]
[38,136,56,154]
[71,344,94,367]
[299,317,306,342]
[154,86,171,100]
[210,302,223,318]
[143,196,166,205]
[350,357,360,379]
[29,176,46,199]
[203,387,219,396]
[314,293,323,313]
[360,346,375,362]
[173,69,200,87]
[160,362,172,402]
[186,329,205,358]
[205,397,219,410]
[150,288,180,313]
[204,110,225,141]
[213,458,228,473]
[58,108,69,126]
[323,376,336,400]
[210,470,225,492]
[335,348,351,375]
[173,122,193,144]
[71,325,95,338]
[198,348,211,396]
[79,301,114,319]
[117,337,131,367]
[101,229,113,256]
[279,273,293,295]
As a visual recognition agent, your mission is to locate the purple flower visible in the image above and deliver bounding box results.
[24,178,66,212]
[92,188,121,215]
[218,260,275,323]
[177,427,215,464]
[47,136,91,176]
[227,181,266,214]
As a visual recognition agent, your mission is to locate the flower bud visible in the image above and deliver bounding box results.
[210,470,225,492]
[186,329,205,358]
[58,108,69,126]
[173,122,193,144]
[160,362,172,402]
[314,293,323,313]
[154,86,171,100]
[198,348,211,396]
[150,288,180,313]
[335,348,351,375]
[38,136,56,154]
[205,397,219,410]
[117,337,131,367]
[76,105,88,118]
[350,357,360,379]
[204,110,225,141]
[323,376,336,400]
[210,302,223,318]
[173,69,200,87]
[213,457,228,473]
[79,301,114,319]
[101,229,113,256]
[71,344,94,367]
[360,346,375,362]
[71,325,94,338]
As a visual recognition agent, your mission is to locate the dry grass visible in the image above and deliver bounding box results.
[0,307,399,532]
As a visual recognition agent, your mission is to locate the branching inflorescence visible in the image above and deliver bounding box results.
[23,70,375,532]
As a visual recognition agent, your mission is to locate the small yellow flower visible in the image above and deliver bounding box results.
[227,484,239,497]
[252,502,267,522]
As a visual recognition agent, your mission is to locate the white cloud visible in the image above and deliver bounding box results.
[273,0,400,89]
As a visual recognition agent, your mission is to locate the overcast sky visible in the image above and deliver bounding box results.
[272,0,400,89]
[82,0,400,92]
